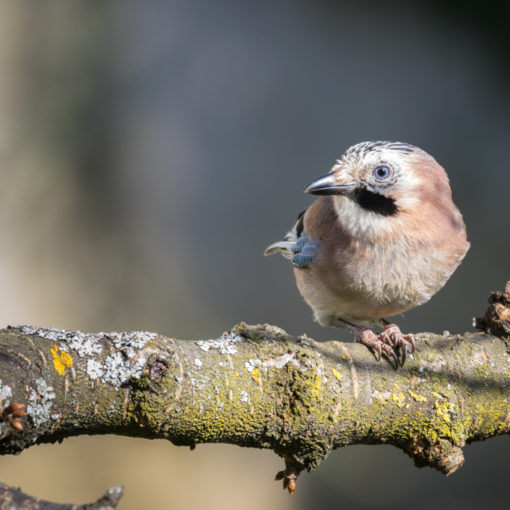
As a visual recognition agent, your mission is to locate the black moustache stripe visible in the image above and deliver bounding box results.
[353,187,398,216]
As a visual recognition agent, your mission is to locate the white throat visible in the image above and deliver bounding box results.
[333,196,399,240]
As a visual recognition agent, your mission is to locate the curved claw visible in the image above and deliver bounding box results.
[355,325,415,368]
[380,343,399,369]
[383,325,415,365]
[399,343,407,366]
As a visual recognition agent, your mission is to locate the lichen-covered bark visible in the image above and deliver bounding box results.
[1,299,510,494]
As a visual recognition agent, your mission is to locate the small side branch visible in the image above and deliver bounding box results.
[0,483,123,509]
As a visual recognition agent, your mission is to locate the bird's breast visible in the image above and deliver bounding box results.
[294,233,466,325]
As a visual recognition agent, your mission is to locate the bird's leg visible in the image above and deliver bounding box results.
[330,318,414,368]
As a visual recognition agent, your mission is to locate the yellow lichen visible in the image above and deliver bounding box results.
[332,368,342,381]
[310,373,322,401]
[392,392,406,408]
[250,368,261,383]
[51,344,73,376]
[408,390,428,402]
[434,399,453,424]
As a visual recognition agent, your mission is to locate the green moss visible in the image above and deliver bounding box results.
[130,373,151,390]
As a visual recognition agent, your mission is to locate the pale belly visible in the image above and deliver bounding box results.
[294,243,455,327]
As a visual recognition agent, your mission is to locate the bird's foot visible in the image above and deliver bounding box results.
[380,324,415,366]
[355,324,415,368]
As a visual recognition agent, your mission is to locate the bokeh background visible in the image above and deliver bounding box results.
[0,1,509,509]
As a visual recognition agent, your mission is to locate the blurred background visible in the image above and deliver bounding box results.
[0,1,509,508]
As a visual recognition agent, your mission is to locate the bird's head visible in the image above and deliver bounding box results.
[305,141,453,238]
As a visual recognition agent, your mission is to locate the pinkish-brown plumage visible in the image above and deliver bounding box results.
[265,141,469,366]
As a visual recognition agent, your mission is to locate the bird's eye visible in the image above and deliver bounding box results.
[373,165,391,180]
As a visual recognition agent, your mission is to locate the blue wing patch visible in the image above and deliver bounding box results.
[291,234,320,268]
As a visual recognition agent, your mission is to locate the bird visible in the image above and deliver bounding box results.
[264,141,469,367]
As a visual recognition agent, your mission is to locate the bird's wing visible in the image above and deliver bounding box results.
[264,210,320,268]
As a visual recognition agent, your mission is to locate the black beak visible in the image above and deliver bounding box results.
[304,173,356,196]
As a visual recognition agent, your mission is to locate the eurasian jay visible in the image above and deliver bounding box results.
[265,141,469,367]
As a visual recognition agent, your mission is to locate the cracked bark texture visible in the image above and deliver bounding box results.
[0,282,509,500]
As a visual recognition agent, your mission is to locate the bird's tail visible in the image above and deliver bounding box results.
[264,241,295,259]
[263,210,305,260]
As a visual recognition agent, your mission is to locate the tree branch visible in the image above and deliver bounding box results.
[0,282,509,499]
[0,483,123,509]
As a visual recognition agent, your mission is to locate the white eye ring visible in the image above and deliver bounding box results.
[373,165,392,180]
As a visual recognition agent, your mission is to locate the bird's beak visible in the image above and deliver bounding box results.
[304,173,356,196]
